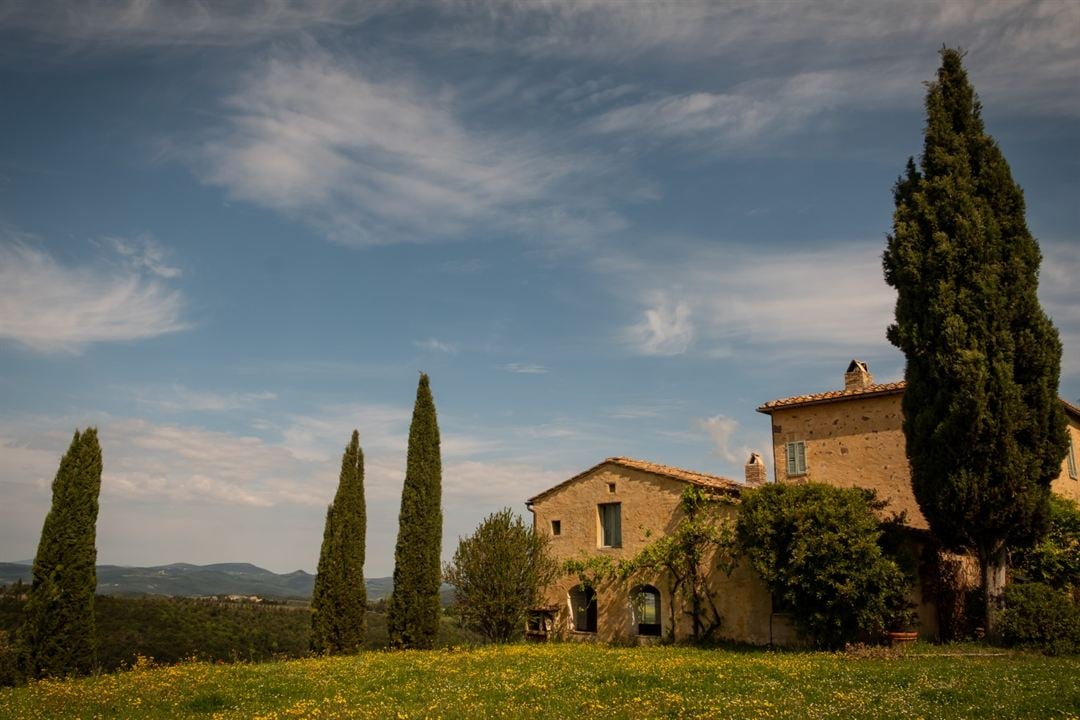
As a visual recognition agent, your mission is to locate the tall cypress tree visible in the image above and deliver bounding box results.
[310,430,367,654]
[19,428,103,678]
[387,374,443,648]
[883,48,1068,634]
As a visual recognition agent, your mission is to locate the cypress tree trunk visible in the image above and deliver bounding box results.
[978,541,1008,636]
[311,430,366,654]
[883,49,1068,639]
[19,428,102,678]
[388,374,443,649]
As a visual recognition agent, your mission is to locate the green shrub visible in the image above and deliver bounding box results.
[1000,582,1080,655]
[1012,495,1080,593]
[0,629,18,687]
[736,483,911,649]
[443,508,558,643]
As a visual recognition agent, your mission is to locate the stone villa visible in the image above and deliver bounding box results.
[526,360,1080,645]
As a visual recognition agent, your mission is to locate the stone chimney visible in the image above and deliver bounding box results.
[844,359,873,391]
[744,452,767,487]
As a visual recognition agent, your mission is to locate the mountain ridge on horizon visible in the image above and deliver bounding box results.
[0,561,402,601]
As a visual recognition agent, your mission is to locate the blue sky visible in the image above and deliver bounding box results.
[1,1,1077,576]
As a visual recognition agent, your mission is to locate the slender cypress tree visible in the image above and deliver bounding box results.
[883,48,1068,635]
[387,373,443,648]
[310,430,367,654]
[18,428,103,678]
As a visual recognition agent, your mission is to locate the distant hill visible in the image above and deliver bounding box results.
[0,562,428,602]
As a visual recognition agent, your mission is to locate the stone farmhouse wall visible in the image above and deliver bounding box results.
[529,463,789,646]
[764,387,1080,523]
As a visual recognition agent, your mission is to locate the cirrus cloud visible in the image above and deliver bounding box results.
[0,236,187,354]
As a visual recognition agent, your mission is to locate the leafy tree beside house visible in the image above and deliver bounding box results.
[736,483,910,649]
[311,430,367,654]
[622,486,736,642]
[387,374,443,649]
[18,428,103,678]
[443,508,559,643]
[883,48,1068,636]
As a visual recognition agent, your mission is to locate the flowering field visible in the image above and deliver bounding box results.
[1,643,1078,719]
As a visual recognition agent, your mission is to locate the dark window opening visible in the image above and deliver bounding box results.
[569,586,597,633]
[551,519,561,536]
[631,585,662,637]
[607,482,616,493]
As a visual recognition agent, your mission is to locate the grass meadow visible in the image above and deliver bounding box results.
[1,643,1078,719]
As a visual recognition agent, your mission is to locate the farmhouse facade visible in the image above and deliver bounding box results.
[756,360,1080,517]
[526,360,1080,645]
[526,457,790,645]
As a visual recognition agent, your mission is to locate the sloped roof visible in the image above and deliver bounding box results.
[758,379,1080,420]
[526,456,741,505]
[1063,398,1080,421]
[757,381,906,412]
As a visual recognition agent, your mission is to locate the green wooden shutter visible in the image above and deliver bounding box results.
[612,503,622,547]
[797,441,807,474]
[1069,436,1078,480]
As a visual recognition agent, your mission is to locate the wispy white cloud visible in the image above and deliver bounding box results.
[606,240,893,362]
[104,233,181,278]
[501,362,547,374]
[695,415,744,465]
[0,236,187,353]
[200,49,615,246]
[607,400,685,420]
[0,405,580,573]
[132,384,277,413]
[624,292,694,356]
[589,70,911,151]
[608,234,1079,381]
[415,338,458,354]
[433,1,1080,116]
[0,0,395,47]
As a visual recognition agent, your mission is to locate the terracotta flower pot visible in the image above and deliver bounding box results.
[888,631,918,646]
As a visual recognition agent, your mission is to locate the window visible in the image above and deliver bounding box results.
[598,502,622,547]
[607,482,616,493]
[568,586,597,633]
[1069,435,1078,480]
[551,519,561,536]
[786,440,807,477]
[631,585,661,637]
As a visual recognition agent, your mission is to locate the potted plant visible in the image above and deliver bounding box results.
[886,603,919,646]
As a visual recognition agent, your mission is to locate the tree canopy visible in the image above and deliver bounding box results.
[443,508,558,643]
[883,48,1067,634]
[736,483,910,649]
[19,428,103,678]
[387,374,443,649]
[311,430,367,654]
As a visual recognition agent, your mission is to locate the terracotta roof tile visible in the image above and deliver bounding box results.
[758,380,1080,420]
[526,456,741,505]
[757,381,906,412]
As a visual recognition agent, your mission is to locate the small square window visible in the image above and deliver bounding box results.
[607,482,616,493]
[551,520,561,536]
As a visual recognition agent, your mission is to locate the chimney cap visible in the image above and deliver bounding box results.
[846,359,869,373]
[747,452,764,465]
